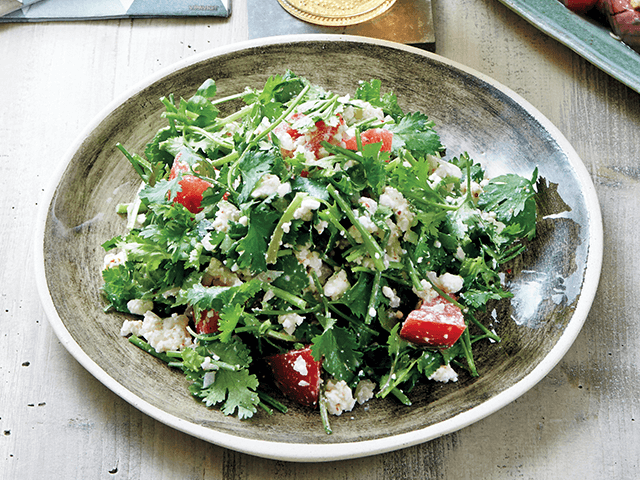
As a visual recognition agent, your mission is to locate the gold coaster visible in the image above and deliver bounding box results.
[276,0,397,27]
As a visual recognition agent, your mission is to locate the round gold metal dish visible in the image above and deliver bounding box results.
[276,0,397,26]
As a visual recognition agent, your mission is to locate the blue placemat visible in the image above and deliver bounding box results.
[0,0,230,22]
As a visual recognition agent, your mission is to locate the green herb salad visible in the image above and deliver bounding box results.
[101,72,539,433]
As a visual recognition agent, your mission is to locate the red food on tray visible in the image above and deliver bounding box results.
[560,0,640,51]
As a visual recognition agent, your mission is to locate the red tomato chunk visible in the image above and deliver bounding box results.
[399,295,466,348]
[265,346,322,408]
[195,309,219,334]
[344,128,393,152]
[168,155,213,214]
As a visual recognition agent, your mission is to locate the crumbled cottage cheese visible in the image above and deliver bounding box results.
[126,298,153,316]
[202,257,242,287]
[429,159,462,186]
[427,271,464,294]
[120,311,192,353]
[354,379,376,405]
[323,269,351,300]
[378,186,415,233]
[293,197,321,221]
[211,200,241,233]
[103,251,127,270]
[413,279,438,303]
[382,286,401,308]
[325,379,356,416]
[251,173,282,198]
[341,97,385,124]
[294,244,325,278]
[428,364,459,383]
[278,312,305,335]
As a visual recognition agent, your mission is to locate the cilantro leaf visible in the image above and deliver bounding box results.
[337,272,373,319]
[237,150,275,204]
[355,79,404,118]
[235,203,280,274]
[478,170,538,239]
[388,112,443,156]
[311,324,362,382]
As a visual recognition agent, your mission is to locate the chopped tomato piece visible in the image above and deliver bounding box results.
[195,309,219,334]
[344,128,393,152]
[272,113,346,160]
[265,346,322,408]
[168,155,212,214]
[399,295,466,348]
[560,0,598,12]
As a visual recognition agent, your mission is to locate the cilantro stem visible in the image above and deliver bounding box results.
[326,303,379,338]
[116,143,154,184]
[460,328,478,377]
[257,391,289,414]
[210,91,249,107]
[258,305,322,316]
[319,389,333,435]
[466,312,501,342]
[319,208,358,246]
[128,335,172,363]
[390,387,412,406]
[249,84,311,147]
[209,150,240,168]
[310,271,330,317]
[365,270,382,325]
[327,184,386,271]
[263,283,307,309]
[378,357,419,399]
[265,192,307,265]
[180,125,234,151]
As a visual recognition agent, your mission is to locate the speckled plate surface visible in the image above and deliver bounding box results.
[34,35,603,462]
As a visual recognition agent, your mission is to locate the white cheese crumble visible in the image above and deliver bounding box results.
[323,269,351,300]
[293,197,321,221]
[295,244,325,278]
[212,200,241,233]
[427,272,464,294]
[378,186,415,233]
[251,173,281,198]
[292,355,309,376]
[428,364,459,383]
[202,257,242,287]
[325,379,356,416]
[382,286,401,308]
[103,251,127,270]
[413,279,438,303]
[354,379,376,405]
[278,312,305,335]
[429,159,462,185]
[126,299,153,316]
[121,311,193,353]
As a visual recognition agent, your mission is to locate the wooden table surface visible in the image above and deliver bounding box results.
[2,0,639,478]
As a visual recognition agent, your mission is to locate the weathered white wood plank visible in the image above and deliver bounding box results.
[2,0,639,477]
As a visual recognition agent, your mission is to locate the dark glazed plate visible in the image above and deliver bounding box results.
[34,35,602,462]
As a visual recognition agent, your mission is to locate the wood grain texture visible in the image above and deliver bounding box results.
[1,0,639,478]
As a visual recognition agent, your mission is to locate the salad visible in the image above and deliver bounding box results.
[101,72,539,433]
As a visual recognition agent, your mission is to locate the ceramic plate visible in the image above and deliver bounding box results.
[35,35,602,462]
[496,0,640,94]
